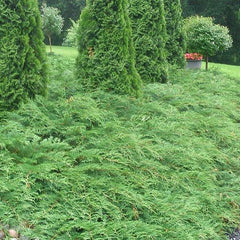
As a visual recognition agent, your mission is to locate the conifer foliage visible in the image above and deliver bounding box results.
[164,0,186,68]
[76,0,142,97]
[0,0,47,111]
[129,0,168,83]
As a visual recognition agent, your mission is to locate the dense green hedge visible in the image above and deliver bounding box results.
[76,0,142,97]
[164,0,186,68]
[0,0,47,111]
[129,0,168,83]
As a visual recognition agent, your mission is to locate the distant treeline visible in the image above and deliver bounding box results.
[181,0,240,65]
[38,0,86,45]
[37,0,240,64]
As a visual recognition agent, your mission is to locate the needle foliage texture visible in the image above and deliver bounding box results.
[129,0,168,83]
[0,0,47,111]
[76,0,142,97]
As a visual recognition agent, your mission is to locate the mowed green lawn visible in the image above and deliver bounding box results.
[209,62,240,79]
[46,45,78,58]
[47,46,240,79]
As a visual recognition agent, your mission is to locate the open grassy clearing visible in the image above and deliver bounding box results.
[208,63,240,79]
[46,45,78,58]
[1,54,240,239]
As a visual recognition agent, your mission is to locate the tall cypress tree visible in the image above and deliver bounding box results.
[0,0,47,111]
[76,0,142,97]
[129,0,168,83]
[164,0,186,68]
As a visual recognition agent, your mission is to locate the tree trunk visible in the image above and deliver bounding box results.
[205,54,209,70]
[48,35,52,53]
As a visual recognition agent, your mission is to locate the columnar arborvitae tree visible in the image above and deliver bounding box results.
[0,0,48,111]
[76,0,142,97]
[129,0,168,83]
[164,0,186,68]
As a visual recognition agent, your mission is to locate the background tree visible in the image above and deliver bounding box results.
[41,3,64,52]
[76,0,142,96]
[62,19,79,47]
[181,0,240,65]
[38,0,86,45]
[164,0,186,68]
[184,16,233,70]
[0,0,48,111]
[129,0,168,83]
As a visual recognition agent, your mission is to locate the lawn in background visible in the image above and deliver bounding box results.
[46,45,240,80]
[209,62,240,79]
[46,45,78,58]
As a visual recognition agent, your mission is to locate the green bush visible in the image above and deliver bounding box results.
[129,0,168,83]
[164,0,186,68]
[62,19,79,47]
[1,55,240,239]
[76,0,142,97]
[0,0,48,111]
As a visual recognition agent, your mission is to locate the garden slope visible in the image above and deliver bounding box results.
[1,56,240,239]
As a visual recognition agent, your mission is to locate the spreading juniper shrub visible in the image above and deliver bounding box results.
[1,56,240,239]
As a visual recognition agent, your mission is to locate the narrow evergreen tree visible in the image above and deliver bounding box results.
[129,0,168,83]
[0,0,48,111]
[76,0,142,97]
[164,0,186,68]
